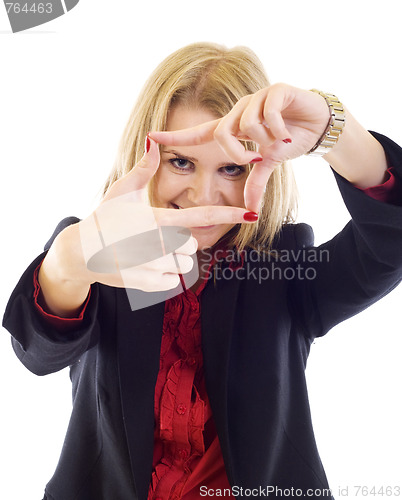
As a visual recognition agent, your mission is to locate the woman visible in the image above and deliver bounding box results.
[3,42,402,500]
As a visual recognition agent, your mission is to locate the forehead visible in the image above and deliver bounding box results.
[166,105,217,131]
[163,105,244,167]
[164,105,229,164]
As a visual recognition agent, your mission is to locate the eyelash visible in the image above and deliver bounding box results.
[168,157,246,178]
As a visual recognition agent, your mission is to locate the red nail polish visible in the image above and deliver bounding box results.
[243,211,259,222]
[251,157,263,163]
[145,134,151,153]
[283,138,292,144]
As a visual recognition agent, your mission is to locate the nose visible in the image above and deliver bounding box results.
[187,172,222,206]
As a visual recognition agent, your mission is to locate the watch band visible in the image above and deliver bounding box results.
[306,89,346,157]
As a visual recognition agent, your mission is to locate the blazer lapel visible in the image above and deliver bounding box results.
[201,272,241,485]
[116,290,165,500]
[115,273,241,495]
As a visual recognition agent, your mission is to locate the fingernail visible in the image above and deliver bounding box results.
[145,134,151,153]
[283,138,292,144]
[251,157,263,163]
[243,211,259,222]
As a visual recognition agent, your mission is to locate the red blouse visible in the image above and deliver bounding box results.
[148,273,232,499]
[33,168,401,499]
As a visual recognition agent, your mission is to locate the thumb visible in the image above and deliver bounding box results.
[103,135,160,202]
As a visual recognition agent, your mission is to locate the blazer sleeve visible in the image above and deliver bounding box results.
[289,131,402,339]
[2,217,101,376]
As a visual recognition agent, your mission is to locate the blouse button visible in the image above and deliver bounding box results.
[177,448,189,460]
[176,404,187,415]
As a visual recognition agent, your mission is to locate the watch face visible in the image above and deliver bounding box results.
[4,0,80,33]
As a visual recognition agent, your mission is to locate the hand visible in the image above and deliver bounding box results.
[78,137,256,293]
[149,83,331,213]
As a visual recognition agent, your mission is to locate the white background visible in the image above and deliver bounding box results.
[1,1,401,498]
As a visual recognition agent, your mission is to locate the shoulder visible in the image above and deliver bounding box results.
[44,216,81,251]
[271,222,315,252]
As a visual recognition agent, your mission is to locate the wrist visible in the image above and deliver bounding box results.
[43,223,93,288]
[38,224,93,318]
[323,109,389,188]
[307,90,346,157]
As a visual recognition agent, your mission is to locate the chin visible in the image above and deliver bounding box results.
[191,226,233,251]
[192,235,218,251]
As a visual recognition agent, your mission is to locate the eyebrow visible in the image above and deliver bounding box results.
[163,149,245,168]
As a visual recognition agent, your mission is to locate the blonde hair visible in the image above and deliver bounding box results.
[103,42,297,252]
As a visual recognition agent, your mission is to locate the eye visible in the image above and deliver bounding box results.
[220,165,246,178]
[169,158,193,171]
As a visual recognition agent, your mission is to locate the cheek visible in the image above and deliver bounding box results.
[229,183,246,208]
[153,179,163,205]
[152,170,174,205]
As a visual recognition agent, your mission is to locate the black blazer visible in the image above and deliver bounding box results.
[3,132,402,500]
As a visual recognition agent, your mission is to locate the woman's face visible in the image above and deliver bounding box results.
[153,105,248,250]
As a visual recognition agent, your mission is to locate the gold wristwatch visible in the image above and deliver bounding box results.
[307,89,346,157]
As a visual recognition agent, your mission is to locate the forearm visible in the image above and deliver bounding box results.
[323,107,389,188]
[38,223,92,318]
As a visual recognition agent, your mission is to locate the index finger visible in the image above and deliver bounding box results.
[243,159,279,213]
[154,205,257,227]
[148,119,220,146]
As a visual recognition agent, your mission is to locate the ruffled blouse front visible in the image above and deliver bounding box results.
[148,275,232,499]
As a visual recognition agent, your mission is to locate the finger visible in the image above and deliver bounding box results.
[213,97,264,164]
[141,252,194,275]
[263,85,293,141]
[154,205,257,227]
[121,267,181,292]
[92,267,181,292]
[238,89,277,146]
[103,136,160,201]
[150,109,262,164]
[174,235,198,255]
[171,253,195,275]
[148,119,220,146]
[243,160,278,213]
[129,136,161,190]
